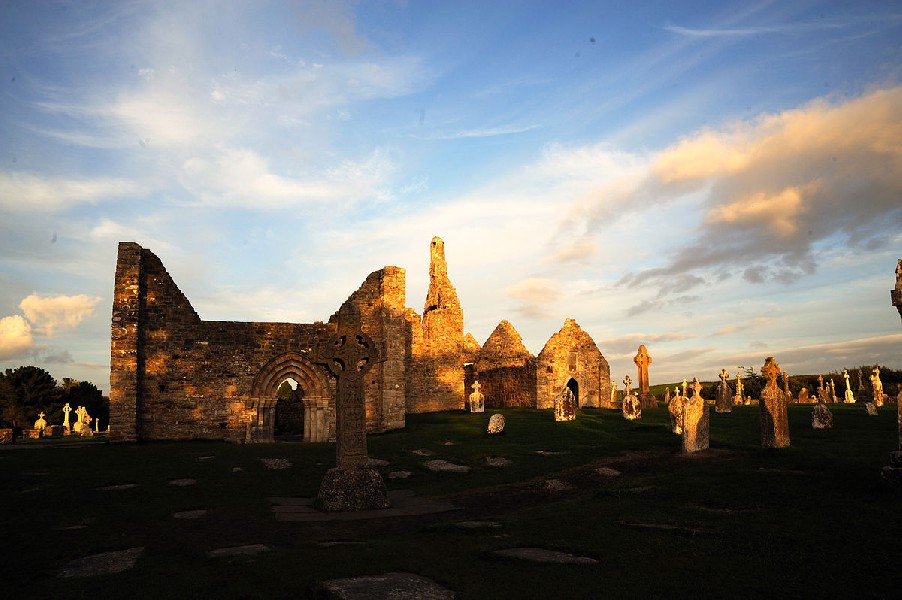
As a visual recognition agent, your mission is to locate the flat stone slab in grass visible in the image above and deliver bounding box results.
[620,521,709,535]
[493,547,597,564]
[424,459,471,473]
[544,479,573,491]
[208,544,270,558]
[534,450,568,456]
[58,547,144,578]
[168,478,197,486]
[411,448,434,456]
[270,489,457,522]
[454,520,502,529]
[99,483,141,490]
[388,470,412,479]
[485,456,512,467]
[367,458,390,467]
[259,458,292,469]
[173,509,207,519]
[321,572,455,600]
[197,455,215,461]
[596,467,622,477]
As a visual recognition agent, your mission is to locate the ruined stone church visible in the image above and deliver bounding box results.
[109,236,612,443]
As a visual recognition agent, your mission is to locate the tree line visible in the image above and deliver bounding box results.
[0,366,109,432]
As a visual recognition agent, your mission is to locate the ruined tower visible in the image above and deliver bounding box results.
[406,236,477,412]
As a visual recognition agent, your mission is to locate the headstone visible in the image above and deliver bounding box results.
[0,429,13,444]
[682,377,709,453]
[73,406,85,434]
[34,411,47,431]
[24,429,41,439]
[44,425,63,437]
[633,345,656,409]
[62,403,72,432]
[866,402,878,416]
[817,375,830,404]
[553,385,577,422]
[843,369,855,403]
[798,387,810,403]
[829,379,837,404]
[668,389,685,434]
[811,401,833,429]
[759,357,790,448]
[732,372,744,406]
[664,386,671,404]
[871,367,886,406]
[715,368,733,413]
[487,413,505,435]
[782,370,792,401]
[857,368,867,397]
[468,380,485,413]
[609,380,618,406]
[621,375,641,420]
[311,329,390,512]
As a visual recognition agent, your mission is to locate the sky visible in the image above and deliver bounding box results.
[1,0,901,394]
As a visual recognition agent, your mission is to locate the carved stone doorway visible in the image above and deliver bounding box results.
[275,378,305,441]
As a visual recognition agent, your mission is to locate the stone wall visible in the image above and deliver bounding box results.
[466,320,537,408]
[109,243,406,443]
[536,319,612,409]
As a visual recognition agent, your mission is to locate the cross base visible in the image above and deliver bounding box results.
[315,466,391,512]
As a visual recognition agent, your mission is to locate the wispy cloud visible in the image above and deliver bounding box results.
[430,124,540,140]
[0,172,141,211]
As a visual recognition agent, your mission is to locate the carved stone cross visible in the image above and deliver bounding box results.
[720,369,729,384]
[622,375,632,392]
[472,380,481,394]
[314,331,378,470]
[62,403,71,428]
[691,377,702,397]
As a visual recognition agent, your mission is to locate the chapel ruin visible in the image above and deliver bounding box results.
[109,236,611,443]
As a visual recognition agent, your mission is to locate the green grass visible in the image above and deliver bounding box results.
[2,404,899,599]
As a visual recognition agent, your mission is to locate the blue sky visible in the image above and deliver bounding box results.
[1,0,901,393]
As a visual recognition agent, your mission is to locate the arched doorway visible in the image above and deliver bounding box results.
[566,377,579,404]
[274,378,305,440]
[250,353,333,443]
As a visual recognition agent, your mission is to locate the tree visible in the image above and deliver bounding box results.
[2,366,60,429]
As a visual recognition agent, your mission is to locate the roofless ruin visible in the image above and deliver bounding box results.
[109,237,612,443]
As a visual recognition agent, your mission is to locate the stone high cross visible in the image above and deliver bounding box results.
[633,345,654,408]
[472,381,481,395]
[759,356,790,448]
[720,369,729,384]
[622,375,632,393]
[314,331,379,470]
[62,403,71,429]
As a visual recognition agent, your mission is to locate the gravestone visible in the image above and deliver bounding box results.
[73,406,86,434]
[715,368,733,413]
[829,379,838,404]
[798,387,810,404]
[817,375,831,404]
[44,425,63,437]
[24,429,41,439]
[682,378,709,453]
[732,372,744,406]
[634,345,656,409]
[553,385,577,422]
[468,380,485,413]
[0,429,12,444]
[811,401,833,429]
[866,402,878,416]
[621,375,641,420]
[857,367,867,397]
[759,357,790,448]
[668,388,685,434]
[843,369,855,404]
[610,380,618,406]
[312,330,390,512]
[487,413,505,435]
[62,402,72,433]
[871,367,886,406]
[664,386,671,404]
[34,411,47,431]
[782,370,793,401]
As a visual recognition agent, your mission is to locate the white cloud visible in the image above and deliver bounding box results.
[19,294,102,336]
[0,315,35,360]
[0,172,141,212]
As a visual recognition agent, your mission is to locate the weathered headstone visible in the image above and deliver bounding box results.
[553,385,577,422]
[866,402,878,416]
[62,402,72,433]
[487,413,505,435]
[871,367,886,406]
[715,368,733,413]
[759,357,790,448]
[73,406,86,434]
[621,375,641,420]
[664,386,671,404]
[811,401,833,429]
[312,330,390,512]
[44,425,63,437]
[668,388,685,434]
[34,411,47,431]
[610,380,618,406]
[843,369,855,403]
[468,380,485,413]
[0,429,13,444]
[682,378,709,453]
[732,372,744,406]
[829,379,837,404]
[817,375,830,404]
[857,367,867,397]
[782,370,793,401]
[798,387,810,403]
[634,345,656,409]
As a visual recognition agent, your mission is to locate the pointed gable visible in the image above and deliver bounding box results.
[475,320,533,372]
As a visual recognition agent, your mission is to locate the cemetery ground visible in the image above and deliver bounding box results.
[2,404,900,599]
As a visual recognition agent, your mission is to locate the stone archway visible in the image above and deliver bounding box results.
[566,378,579,405]
[249,353,333,443]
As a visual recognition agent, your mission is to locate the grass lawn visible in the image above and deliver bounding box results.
[1,403,900,599]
